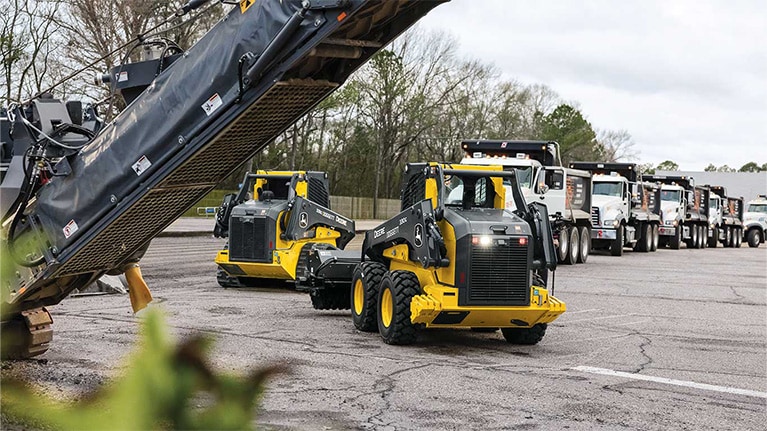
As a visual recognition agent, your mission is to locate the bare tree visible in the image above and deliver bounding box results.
[1,0,63,104]
[596,129,639,162]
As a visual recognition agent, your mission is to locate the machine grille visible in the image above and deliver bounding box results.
[307,177,330,208]
[54,79,336,276]
[229,216,269,262]
[467,240,529,305]
[591,206,600,226]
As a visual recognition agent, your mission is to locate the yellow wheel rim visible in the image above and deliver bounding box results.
[380,287,393,328]
[353,279,364,315]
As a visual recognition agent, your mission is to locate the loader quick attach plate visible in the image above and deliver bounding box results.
[55,80,337,277]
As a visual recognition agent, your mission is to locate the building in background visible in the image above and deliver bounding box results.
[655,171,766,200]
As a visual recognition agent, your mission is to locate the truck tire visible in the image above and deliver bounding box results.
[501,323,547,345]
[578,226,590,263]
[734,228,742,247]
[708,227,718,248]
[669,225,681,250]
[556,227,570,263]
[351,262,387,332]
[377,270,420,345]
[651,224,659,251]
[610,225,624,256]
[564,227,579,265]
[635,223,652,252]
[747,228,761,248]
[696,225,704,249]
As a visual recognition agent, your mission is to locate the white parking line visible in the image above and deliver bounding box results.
[563,313,637,324]
[573,366,767,399]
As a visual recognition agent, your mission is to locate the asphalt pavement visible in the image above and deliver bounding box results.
[1,236,765,430]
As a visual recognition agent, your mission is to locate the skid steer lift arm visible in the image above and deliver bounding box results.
[283,196,355,249]
[0,0,448,358]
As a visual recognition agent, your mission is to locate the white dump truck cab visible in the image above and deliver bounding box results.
[705,185,744,247]
[460,140,593,265]
[743,195,767,247]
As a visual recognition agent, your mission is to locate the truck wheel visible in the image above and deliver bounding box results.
[734,228,742,248]
[686,224,698,249]
[578,226,590,263]
[669,225,681,249]
[351,262,386,332]
[556,227,569,263]
[708,228,718,248]
[636,224,652,252]
[564,227,579,265]
[377,270,420,345]
[696,225,704,249]
[501,323,547,345]
[651,224,659,251]
[747,228,761,248]
[610,225,624,256]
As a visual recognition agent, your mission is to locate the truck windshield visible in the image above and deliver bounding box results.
[593,182,622,197]
[502,167,532,189]
[748,204,767,213]
[661,190,680,202]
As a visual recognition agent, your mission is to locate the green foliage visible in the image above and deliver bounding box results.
[639,162,656,175]
[1,310,283,430]
[655,160,679,171]
[704,163,717,172]
[738,162,762,172]
[716,164,735,172]
[535,104,600,164]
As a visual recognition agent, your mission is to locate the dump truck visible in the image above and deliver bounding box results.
[644,175,710,249]
[569,162,661,256]
[743,195,767,247]
[213,171,354,296]
[297,162,565,345]
[460,140,592,265]
[0,0,447,358]
[705,185,743,248]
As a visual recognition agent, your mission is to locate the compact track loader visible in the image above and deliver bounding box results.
[298,162,566,345]
[214,171,354,297]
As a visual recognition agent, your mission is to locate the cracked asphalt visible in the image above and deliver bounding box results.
[2,236,765,430]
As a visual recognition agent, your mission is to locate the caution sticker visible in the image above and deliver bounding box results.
[239,0,255,14]
[117,71,128,82]
[201,93,223,116]
[132,155,152,176]
[63,219,79,238]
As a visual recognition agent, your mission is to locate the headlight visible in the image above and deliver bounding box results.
[603,219,614,227]
[472,235,492,246]
[710,223,715,229]
[673,219,679,226]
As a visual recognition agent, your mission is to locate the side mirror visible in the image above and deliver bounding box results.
[538,183,549,195]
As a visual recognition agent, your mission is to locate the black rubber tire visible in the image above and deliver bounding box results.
[578,226,590,263]
[725,226,733,247]
[556,227,569,263]
[687,224,698,249]
[669,225,681,250]
[216,267,244,288]
[470,328,499,333]
[708,227,718,248]
[734,228,742,248]
[747,228,762,247]
[501,323,547,345]
[635,223,652,252]
[701,226,708,249]
[351,262,387,332]
[695,225,703,249]
[377,270,420,345]
[563,226,579,265]
[610,225,624,256]
[651,224,659,252]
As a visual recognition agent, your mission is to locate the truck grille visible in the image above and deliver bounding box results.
[467,240,530,305]
[229,216,269,262]
[591,206,600,226]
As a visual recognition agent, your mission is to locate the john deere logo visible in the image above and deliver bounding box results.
[299,212,308,228]
[414,223,424,248]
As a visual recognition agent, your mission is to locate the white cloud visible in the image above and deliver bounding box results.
[418,0,767,170]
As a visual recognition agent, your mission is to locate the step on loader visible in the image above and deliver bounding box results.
[298,162,566,345]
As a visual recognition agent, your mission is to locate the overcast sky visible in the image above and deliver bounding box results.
[417,0,767,171]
